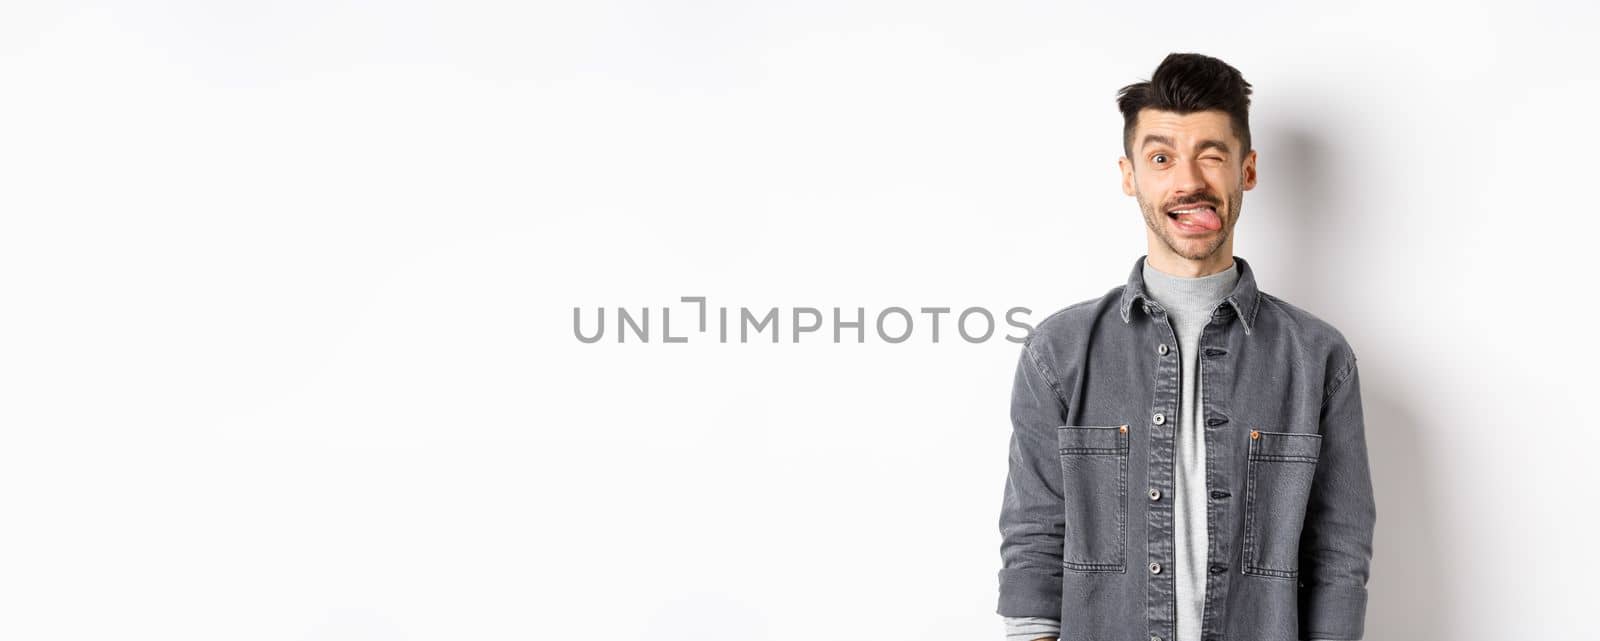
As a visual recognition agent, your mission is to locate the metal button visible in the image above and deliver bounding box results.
[1151,636,1162,641]
[1149,488,1161,500]
[1153,413,1165,425]
[1148,561,1162,574]
[1157,343,1169,355]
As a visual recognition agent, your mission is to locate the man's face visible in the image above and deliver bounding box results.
[1118,108,1257,263]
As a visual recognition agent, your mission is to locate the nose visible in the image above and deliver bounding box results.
[1174,156,1207,196]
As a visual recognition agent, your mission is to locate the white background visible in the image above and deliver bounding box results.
[1,2,1595,640]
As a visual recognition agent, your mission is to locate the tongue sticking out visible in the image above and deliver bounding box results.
[1174,207,1222,231]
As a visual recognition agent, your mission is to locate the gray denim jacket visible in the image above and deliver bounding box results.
[997,255,1375,641]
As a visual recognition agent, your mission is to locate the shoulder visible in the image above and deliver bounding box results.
[1029,294,1107,339]
[1255,291,1359,379]
[1019,285,1123,363]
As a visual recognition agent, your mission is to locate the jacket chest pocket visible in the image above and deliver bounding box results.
[1056,425,1130,573]
[1242,430,1323,578]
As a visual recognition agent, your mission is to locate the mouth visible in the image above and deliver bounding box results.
[1165,203,1222,233]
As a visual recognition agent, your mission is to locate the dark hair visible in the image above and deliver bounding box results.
[1116,53,1253,159]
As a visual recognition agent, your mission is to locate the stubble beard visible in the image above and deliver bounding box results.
[1137,182,1243,262]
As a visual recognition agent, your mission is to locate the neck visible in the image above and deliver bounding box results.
[1144,244,1235,278]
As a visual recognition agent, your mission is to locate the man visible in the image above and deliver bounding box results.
[996,53,1376,641]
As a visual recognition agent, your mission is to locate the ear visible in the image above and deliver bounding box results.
[1118,156,1136,196]
[1241,149,1258,191]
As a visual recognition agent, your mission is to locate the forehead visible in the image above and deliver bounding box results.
[1134,109,1237,148]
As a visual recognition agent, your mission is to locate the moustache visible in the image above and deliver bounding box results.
[1164,195,1221,210]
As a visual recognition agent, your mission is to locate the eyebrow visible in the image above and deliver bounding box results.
[1139,134,1232,155]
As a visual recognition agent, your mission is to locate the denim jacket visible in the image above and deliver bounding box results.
[997,255,1375,641]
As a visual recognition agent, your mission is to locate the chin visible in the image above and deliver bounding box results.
[1168,239,1224,260]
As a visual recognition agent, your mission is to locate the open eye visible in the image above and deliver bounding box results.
[1151,153,1170,165]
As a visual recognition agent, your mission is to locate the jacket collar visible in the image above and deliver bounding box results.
[1118,254,1262,336]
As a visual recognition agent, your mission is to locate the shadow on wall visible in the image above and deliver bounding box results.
[1268,125,1457,641]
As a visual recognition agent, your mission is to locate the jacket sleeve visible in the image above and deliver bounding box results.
[1297,355,1377,640]
[997,340,1068,618]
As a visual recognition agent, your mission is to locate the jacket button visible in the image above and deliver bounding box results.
[1148,488,1161,501]
[1151,636,1162,641]
[1157,343,1169,355]
[1209,564,1227,574]
[1148,562,1162,574]
[1153,413,1165,425]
